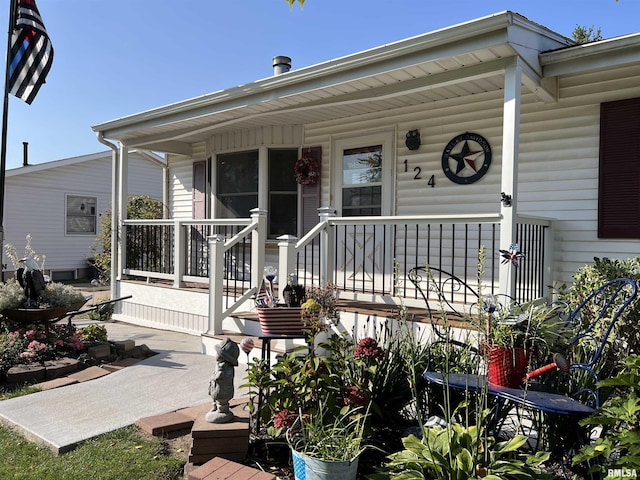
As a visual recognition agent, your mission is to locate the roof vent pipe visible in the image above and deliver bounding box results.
[273,56,291,75]
[22,142,28,166]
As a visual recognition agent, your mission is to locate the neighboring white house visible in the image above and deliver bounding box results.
[90,11,640,340]
[2,149,166,281]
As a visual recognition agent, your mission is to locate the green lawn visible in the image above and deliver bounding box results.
[0,424,184,480]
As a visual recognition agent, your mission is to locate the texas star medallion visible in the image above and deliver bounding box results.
[441,132,492,184]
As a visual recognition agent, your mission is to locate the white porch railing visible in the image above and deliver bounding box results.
[121,210,553,334]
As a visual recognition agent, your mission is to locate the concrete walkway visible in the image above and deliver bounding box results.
[0,321,248,454]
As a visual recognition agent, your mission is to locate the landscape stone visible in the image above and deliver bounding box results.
[87,343,111,359]
[113,339,135,354]
[6,364,46,384]
[44,358,80,379]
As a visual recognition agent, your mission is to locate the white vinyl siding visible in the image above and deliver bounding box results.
[168,142,206,219]
[298,64,640,287]
[3,152,163,274]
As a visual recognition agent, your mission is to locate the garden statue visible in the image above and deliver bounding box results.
[16,257,46,308]
[205,337,240,424]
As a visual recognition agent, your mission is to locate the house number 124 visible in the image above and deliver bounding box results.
[404,159,435,187]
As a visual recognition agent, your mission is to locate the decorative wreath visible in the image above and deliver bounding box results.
[294,154,320,185]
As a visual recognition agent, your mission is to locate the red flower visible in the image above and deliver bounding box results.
[343,385,369,406]
[354,337,384,360]
[273,409,296,430]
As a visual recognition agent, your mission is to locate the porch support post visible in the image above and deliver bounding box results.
[117,145,129,288]
[499,61,522,298]
[277,234,298,303]
[251,208,267,294]
[318,206,336,287]
[207,234,226,335]
[173,219,185,288]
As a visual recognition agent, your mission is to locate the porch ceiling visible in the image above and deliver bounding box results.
[92,11,572,155]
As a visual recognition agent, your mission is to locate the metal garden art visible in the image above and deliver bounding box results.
[0,236,88,379]
[1,236,88,323]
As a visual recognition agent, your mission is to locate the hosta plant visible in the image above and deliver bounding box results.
[369,408,552,480]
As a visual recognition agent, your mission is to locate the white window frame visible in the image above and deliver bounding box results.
[332,130,395,216]
[65,194,98,236]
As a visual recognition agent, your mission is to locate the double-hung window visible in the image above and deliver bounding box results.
[216,148,299,239]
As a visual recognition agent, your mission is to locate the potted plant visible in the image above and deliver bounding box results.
[257,280,340,338]
[479,298,567,387]
[255,268,304,335]
[286,397,371,480]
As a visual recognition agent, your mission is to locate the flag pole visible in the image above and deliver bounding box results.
[0,0,16,281]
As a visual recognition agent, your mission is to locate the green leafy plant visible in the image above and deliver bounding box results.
[91,194,164,284]
[555,257,640,379]
[368,409,552,480]
[482,301,568,354]
[0,279,27,311]
[287,397,371,462]
[0,330,27,373]
[1,235,86,310]
[37,282,86,308]
[77,323,108,343]
[572,355,640,477]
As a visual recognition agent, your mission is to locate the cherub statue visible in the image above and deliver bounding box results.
[205,338,240,423]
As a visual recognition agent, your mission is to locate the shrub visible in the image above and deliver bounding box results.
[77,323,108,343]
[0,330,27,373]
[572,355,640,477]
[91,195,164,284]
[556,257,640,377]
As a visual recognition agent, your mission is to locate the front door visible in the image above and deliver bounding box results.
[333,131,394,293]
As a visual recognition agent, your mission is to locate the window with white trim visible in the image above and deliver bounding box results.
[215,148,299,239]
[66,195,97,235]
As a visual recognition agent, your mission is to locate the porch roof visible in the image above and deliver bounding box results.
[92,11,576,155]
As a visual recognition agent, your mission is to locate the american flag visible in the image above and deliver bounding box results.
[8,0,54,105]
[255,279,270,307]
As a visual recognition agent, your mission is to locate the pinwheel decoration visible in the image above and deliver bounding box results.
[499,243,525,268]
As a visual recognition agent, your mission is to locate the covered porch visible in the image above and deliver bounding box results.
[90,12,569,340]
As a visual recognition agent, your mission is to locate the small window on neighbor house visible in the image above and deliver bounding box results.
[268,149,298,238]
[598,97,640,239]
[66,195,97,235]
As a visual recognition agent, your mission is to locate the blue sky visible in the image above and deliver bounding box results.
[1,0,638,169]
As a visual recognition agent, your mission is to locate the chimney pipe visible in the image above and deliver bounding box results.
[23,142,28,166]
[272,56,291,75]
